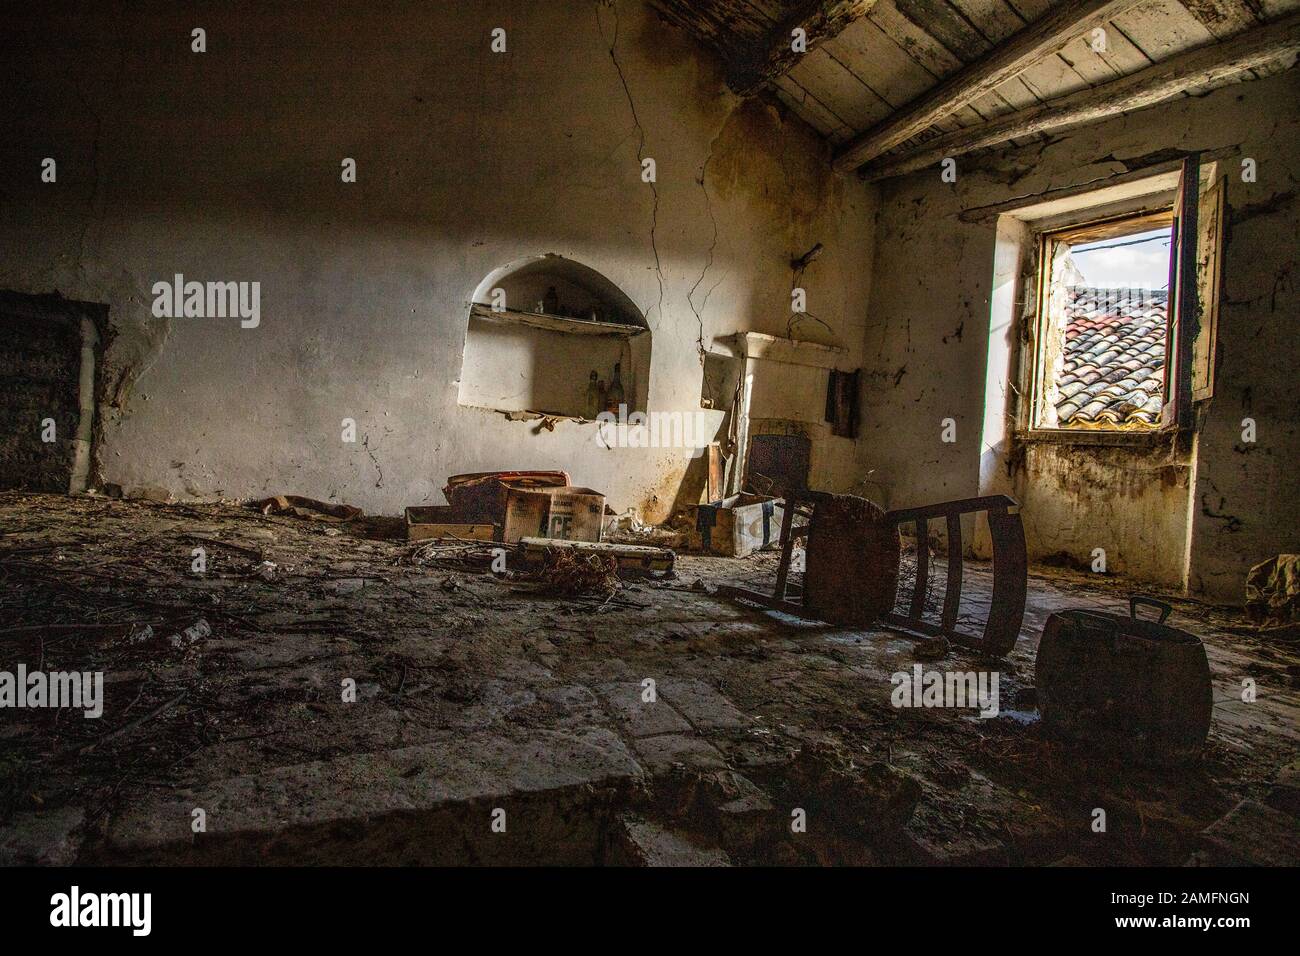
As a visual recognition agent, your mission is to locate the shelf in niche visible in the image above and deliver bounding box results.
[470,303,647,338]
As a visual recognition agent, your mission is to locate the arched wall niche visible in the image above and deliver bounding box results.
[459,255,651,419]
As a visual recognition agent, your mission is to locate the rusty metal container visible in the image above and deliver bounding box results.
[1036,597,1212,766]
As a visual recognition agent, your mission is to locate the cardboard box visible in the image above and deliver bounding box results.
[405,514,494,542]
[405,506,496,541]
[503,486,605,543]
[692,494,784,557]
[443,471,569,521]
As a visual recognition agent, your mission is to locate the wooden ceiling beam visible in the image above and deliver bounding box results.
[728,0,880,96]
[855,11,1300,182]
[832,0,1145,173]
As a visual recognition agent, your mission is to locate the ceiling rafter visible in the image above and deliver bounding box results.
[649,0,1299,179]
[855,11,1300,180]
[832,0,1147,173]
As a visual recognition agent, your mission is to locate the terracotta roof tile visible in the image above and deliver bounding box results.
[1055,287,1168,428]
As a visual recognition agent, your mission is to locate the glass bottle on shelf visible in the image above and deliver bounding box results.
[543,286,559,315]
[585,371,600,420]
[607,362,625,414]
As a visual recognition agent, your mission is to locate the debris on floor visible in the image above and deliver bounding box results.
[519,537,675,576]
[715,490,1026,658]
[536,544,621,597]
[253,494,363,522]
[0,492,1297,867]
[1246,553,1300,624]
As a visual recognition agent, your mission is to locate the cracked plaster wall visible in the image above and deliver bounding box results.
[0,0,876,521]
[863,70,1300,601]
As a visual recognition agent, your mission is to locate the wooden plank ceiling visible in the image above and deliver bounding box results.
[648,0,1300,178]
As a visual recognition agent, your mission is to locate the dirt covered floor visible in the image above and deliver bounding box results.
[1,492,1297,866]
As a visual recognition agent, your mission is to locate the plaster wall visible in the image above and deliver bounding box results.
[864,70,1300,599]
[0,0,876,521]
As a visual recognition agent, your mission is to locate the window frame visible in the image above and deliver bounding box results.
[1023,207,1179,444]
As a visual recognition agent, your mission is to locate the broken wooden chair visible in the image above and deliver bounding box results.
[717,491,1027,658]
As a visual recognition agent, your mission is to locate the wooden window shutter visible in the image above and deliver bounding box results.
[1166,154,1201,429]
[1192,168,1226,402]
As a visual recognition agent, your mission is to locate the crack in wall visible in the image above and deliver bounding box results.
[597,0,665,327]
[1200,480,1244,534]
[687,131,720,367]
[362,434,384,489]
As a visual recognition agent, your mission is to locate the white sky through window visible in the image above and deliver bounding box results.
[1068,227,1172,289]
